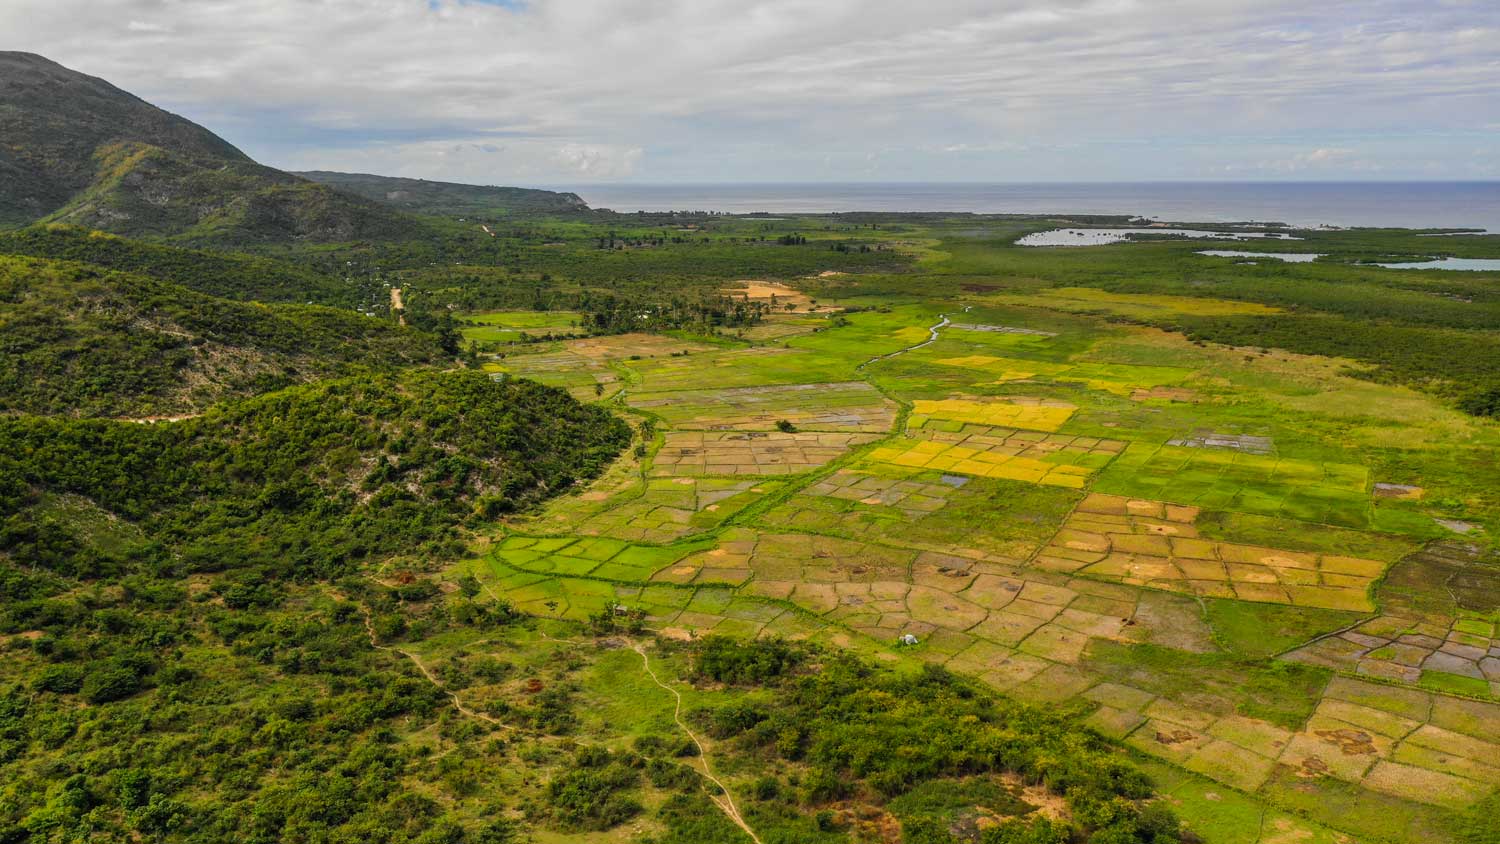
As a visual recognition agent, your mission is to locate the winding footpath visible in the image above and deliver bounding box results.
[631,642,763,844]
[355,579,760,842]
[356,602,513,730]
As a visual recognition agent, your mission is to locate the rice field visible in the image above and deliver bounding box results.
[1040,493,1383,611]
[650,430,879,476]
[629,381,897,432]
[456,261,1500,843]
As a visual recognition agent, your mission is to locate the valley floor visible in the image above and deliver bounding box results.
[448,271,1500,843]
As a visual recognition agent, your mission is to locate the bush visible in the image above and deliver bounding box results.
[33,664,84,694]
[693,636,803,684]
[545,761,642,830]
[1458,388,1500,418]
[81,664,144,703]
[750,775,780,800]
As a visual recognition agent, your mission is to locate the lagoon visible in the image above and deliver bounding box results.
[1374,258,1500,271]
[1017,228,1299,247]
[1198,249,1323,263]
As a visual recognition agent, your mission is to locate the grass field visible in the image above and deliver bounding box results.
[460,310,586,345]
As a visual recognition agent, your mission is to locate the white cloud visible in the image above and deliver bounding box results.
[3,0,1497,182]
[552,143,643,178]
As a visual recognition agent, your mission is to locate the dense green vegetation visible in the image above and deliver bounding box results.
[0,255,446,416]
[0,224,356,305]
[0,347,637,842]
[295,170,588,216]
[681,637,1182,844]
[0,570,527,842]
[0,370,630,584]
[0,613,1181,844]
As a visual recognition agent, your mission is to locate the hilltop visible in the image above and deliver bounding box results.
[0,52,417,244]
[295,170,588,216]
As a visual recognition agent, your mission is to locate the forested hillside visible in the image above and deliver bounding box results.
[41,142,421,246]
[0,225,352,304]
[0,51,248,227]
[0,255,447,417]
[0,370,631,583]
[0,371,632,842]
[296,171,588,217]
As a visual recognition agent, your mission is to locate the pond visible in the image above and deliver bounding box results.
[1198,250,1324,263]
[1374,257,1500,271]
[1018,228,1300,247]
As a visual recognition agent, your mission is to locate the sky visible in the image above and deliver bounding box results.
[5,0,1500,185]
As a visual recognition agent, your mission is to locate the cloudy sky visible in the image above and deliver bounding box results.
[6,0,1499,185]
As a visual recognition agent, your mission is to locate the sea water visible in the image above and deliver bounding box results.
[560,182,1500,232]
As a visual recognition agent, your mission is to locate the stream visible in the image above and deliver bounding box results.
[858,306,969,370]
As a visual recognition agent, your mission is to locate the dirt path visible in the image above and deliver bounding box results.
[120,413,202,424]
[390,287,406,325]
[631,642,762,844]
[357,604,513,730]
[404,578,760,843]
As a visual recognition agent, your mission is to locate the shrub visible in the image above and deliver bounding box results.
[81,664,143,704]
[693,636,803,684]
[33,664,84,694]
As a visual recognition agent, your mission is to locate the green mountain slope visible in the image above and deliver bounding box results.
[0,51,248,227]
[295,170,588,216]
[0,224,352,304]
[0,52,419,244]
[0,254,447,417]
[0,370,630,581]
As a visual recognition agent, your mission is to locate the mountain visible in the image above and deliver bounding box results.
[295,170,589,216]
[0,52,417,244]
[0,254,447,417]
[0,52,247,226]
[0,224,354,304]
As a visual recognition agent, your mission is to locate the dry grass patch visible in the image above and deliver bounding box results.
[567,332,712,359]
[722,280,835,313]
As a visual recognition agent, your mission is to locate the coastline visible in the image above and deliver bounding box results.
[553,181,1500,232]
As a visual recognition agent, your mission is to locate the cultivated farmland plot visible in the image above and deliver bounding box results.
[454,223,1500,843]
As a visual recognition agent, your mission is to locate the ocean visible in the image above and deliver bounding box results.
[561,182,1500,232]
